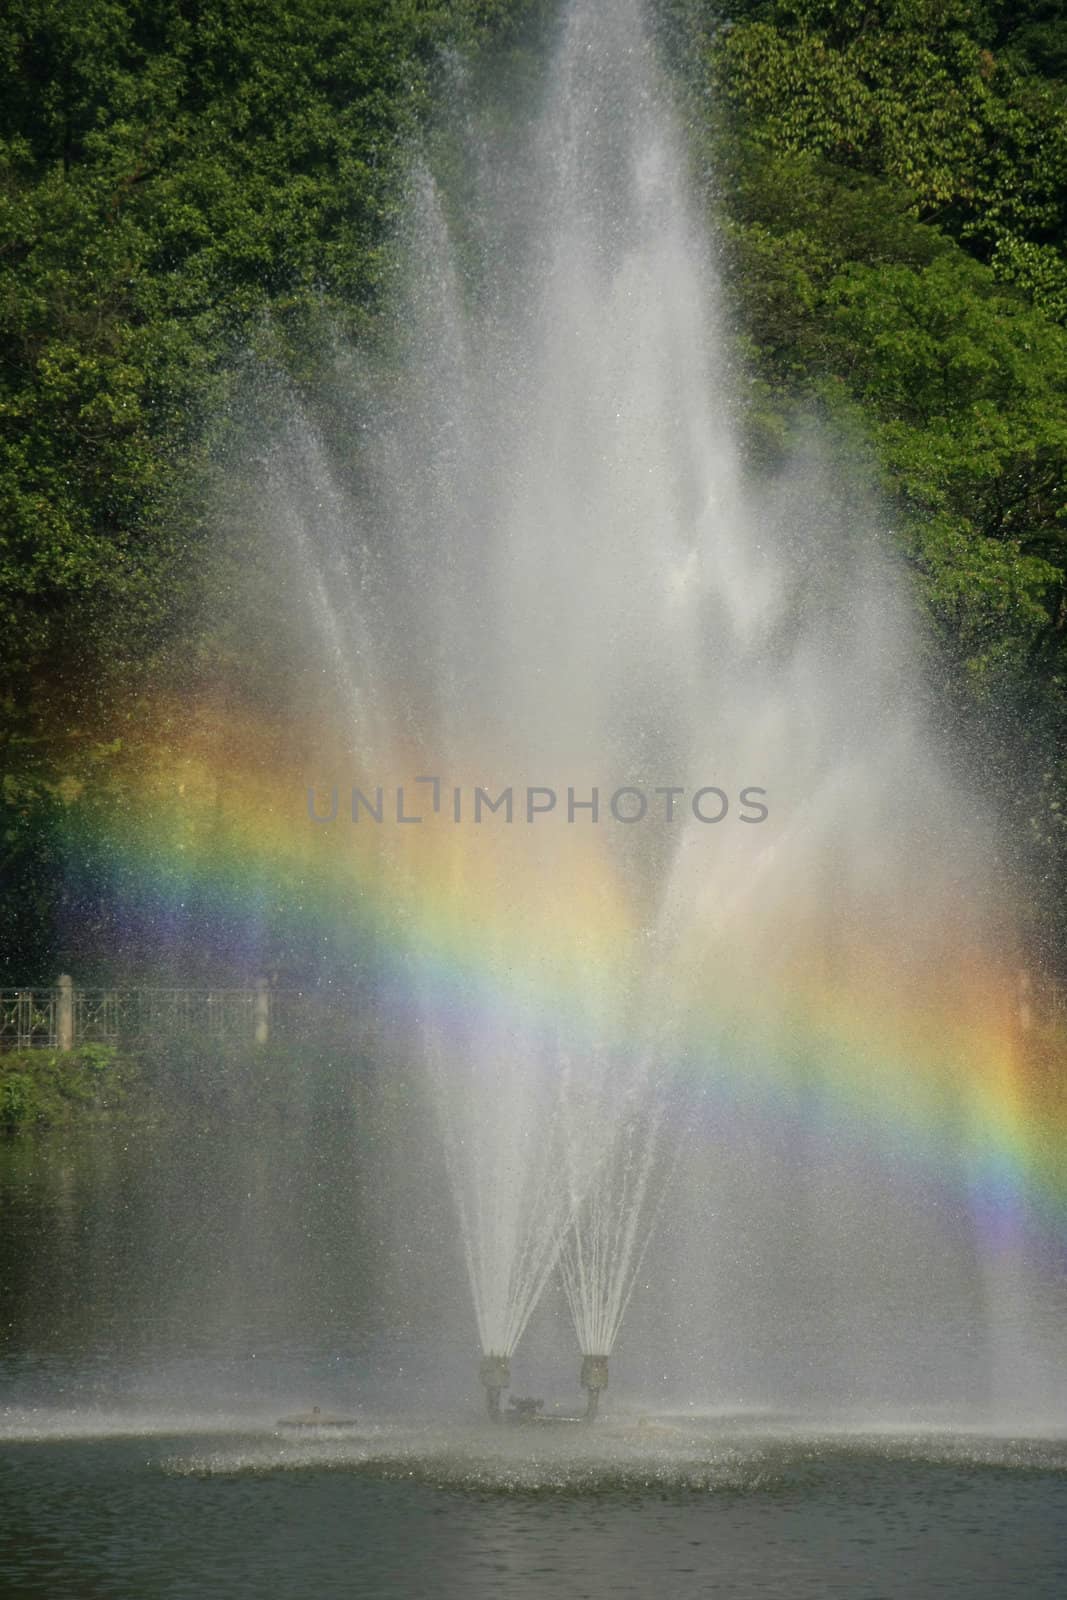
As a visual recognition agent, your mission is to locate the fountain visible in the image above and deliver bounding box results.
[236,0,1067,1430]
[477,1354,511,1421]
[4,10,1067,1598]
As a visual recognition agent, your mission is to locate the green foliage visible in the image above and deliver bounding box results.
[0,0,539,982]
[654,0,1067,962]
[0,1,528,689]
[3,0,1067,973]
[0,1043,133,1127]
[706,3,1067,309]
[1,1070,30,1125]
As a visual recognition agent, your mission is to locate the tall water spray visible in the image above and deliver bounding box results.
[248,0,1066,1420]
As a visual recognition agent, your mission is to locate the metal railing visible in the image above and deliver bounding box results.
[2,973,1064,1053]
[0,983,328,1051]
[0,990,58,1051]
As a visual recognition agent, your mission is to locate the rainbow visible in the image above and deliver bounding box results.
[52,691,1067,1255]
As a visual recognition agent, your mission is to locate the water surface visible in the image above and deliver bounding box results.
[3,1130,1065,1599]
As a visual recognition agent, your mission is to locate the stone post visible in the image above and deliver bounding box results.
[56,974,74,1052]
[254,976,270,1046]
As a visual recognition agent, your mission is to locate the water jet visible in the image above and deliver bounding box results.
[255,0,1066,1428]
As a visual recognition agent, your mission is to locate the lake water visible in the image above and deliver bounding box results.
[2,1129,1065,1599]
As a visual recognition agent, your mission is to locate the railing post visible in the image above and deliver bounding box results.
[254,976,270,1046]
[17,990,31,1050]
[57,974,74,1051]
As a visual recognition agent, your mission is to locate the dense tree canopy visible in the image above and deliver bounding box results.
[0,0,538,977]
[2,0,1065,980]
[0,0,527,679]
[661,0,1067,967]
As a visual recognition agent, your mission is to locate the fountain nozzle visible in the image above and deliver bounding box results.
[478,1354,511,1421]
[580,1354,609,1421]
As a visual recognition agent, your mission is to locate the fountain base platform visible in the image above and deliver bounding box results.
[277,1407,357,1429]
[476,1353,610,1423]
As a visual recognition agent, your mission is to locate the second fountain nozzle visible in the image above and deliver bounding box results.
[580,1354,609,1421]
[479,1354,511,1421]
